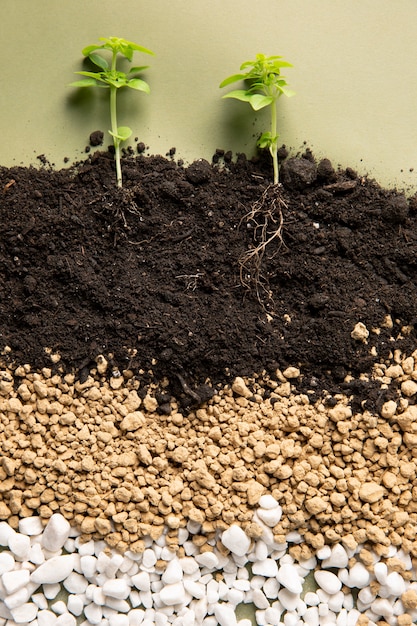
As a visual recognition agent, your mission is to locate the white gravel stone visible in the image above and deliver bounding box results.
[102,579,131,600]
[159,582,186,606]
[18,516,44,536]
[278,563,303,594]
[195,551,219,569]
[321,544,349,569]
[0,521,16,546]
[63,571,88,594]
[142,549,157,569]
[132,570,151,592]
[8,532,31,561]
[67,594,84,616]
[213,602,238,626]
[252,558,278,578]
[221,525,251,557]
[37,609,58,626]
[41,514,71,552]
[252,588,270,609]
[256,506,283,527]
[314,570,342,595]
[0,551,15,574]
[347,562,371,588]
[84,602,103,624]
[80,554,97,579]
[10,602,38,623]
[2,568,31,594]
[31,555,76,584]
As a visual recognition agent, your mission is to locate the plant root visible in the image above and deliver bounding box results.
[239,183,287,307]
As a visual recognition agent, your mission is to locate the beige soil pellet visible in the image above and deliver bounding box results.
[1,347,417,555]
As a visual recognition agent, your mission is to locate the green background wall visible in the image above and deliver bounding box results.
[2,0,417,190]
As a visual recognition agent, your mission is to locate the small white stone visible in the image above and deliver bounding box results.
[29,542,45,565]
[159,582,186,606]
[265,606,283,624]
[162,558,183,584]
[8,533,31,561]
[252,558,278,578]
[84,602,103,624]
[43,582,62,599]
[102,579,130,600]
[80,554,97,579]
[256,507,283,527]
[127,608,145,626]
[304,606,320,626]
[314,570,342,595]
[51,600,67,614]
[179,557,200,576]
[63,571,88,594]
[221,525,251,557]
[304,592,320,607]
[31,555,76,584]
[4,582,38,609]
[321,544,349,569]
[371,598,394,618]
[195,551,219,570]
[18,516,44,536]
[278,563,303,594]
[263,577,280,599]
[32,592,49,610]
[67,594,84,616]
[37,609,58,626]
[347,562,371,589]
[2,568,31,594]
[108,614,129,626]
[0,551,15,574]
[258,495,279,509]
[384,571,406,596]
[373,561,388,584]
[41,514,71,552]
[132,571,151,592]
[10,602,38,624]
[328,590,344,613]
[278,588,299,612]
[142,548,157,569]
[183,579,205,599]
[316,545,332,560]
[213,602,238,626]
[252,588,270,609]
[105,554,124,579]
[0,521,16,546]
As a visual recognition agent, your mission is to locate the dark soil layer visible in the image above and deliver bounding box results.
[1,147,417,409]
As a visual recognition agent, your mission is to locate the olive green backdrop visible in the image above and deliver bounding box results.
[2,0,417,190]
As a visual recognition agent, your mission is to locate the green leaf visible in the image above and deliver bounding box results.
[82,43,104,56]
[109,126,132,142]
[128,66,149,74]
[68,78,98,88]
[222,89,253,103]
[279,85,296,98]
[73,71,110,86]
[219,73,246,88]
[88,53,108,70]
[246,94,274,111]
[126,78,151,93]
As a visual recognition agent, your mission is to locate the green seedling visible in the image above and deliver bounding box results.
[70,36,154,187]
[220,53,295,184]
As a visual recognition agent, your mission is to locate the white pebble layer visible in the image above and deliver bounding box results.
[1,499,417,626]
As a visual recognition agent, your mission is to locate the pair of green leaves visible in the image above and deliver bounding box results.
[220,53,295,184]
[219,53,295,110]
[70,37,155,186]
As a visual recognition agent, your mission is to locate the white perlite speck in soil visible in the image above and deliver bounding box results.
[1,511,417,625]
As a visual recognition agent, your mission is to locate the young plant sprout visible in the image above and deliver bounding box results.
[70,37,154,187]
[220,53,295,184]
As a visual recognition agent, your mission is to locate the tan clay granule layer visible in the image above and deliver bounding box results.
[1,347,417,559]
